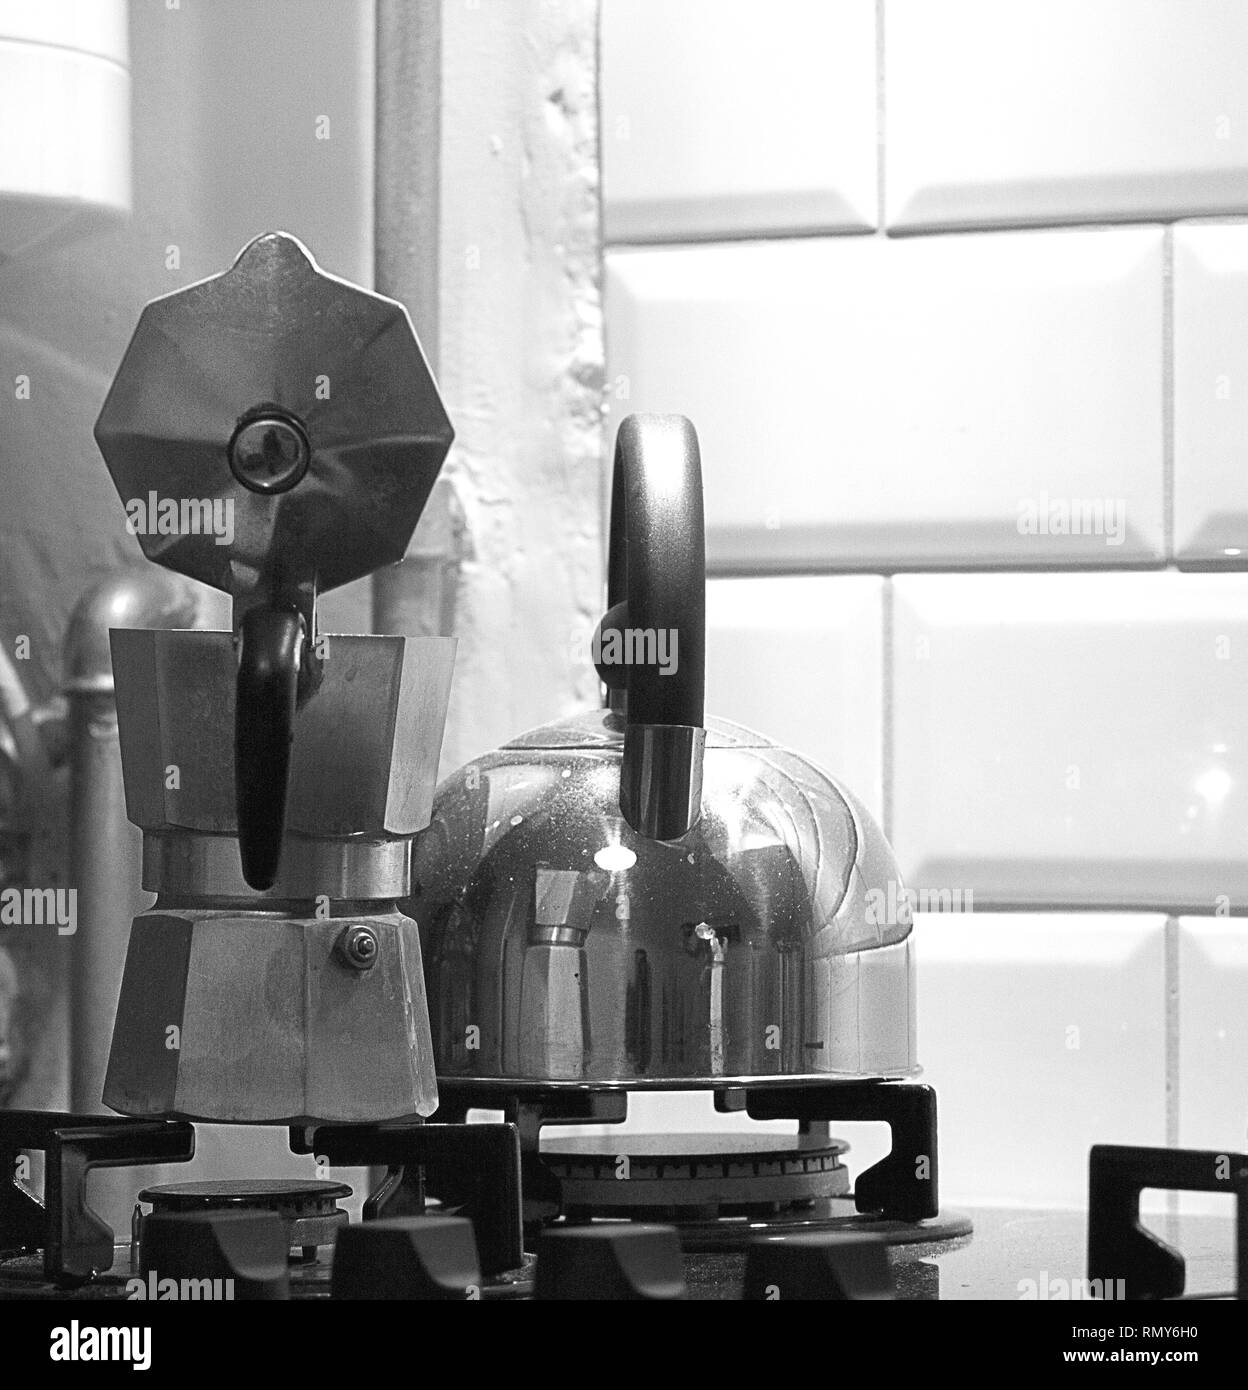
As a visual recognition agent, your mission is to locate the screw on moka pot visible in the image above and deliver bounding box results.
[93,234,455,1123]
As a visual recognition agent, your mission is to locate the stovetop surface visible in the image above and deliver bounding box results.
[0,1206,1237,1301]
[901,1206,1235,1301]
[680,1205,1237,1300]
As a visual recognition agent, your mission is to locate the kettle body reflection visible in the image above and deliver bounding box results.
[412,415,917,1087]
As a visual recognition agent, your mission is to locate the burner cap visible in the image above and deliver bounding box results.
[139,1179,351,1252]
[139,1179,350,1207]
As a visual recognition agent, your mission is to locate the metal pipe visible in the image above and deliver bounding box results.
[372,0,463,641]
[64,568,207,1114]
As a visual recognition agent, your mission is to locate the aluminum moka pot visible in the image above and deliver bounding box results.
[412,414,917,1087]
[94,233,455,1123]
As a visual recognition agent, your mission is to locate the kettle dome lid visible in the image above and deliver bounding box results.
[503,708,776,752]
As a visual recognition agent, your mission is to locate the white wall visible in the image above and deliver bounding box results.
[602,0,1248,1208]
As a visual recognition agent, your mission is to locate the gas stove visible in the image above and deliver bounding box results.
[0,1080,957,1301]
[2,1091,1243,1302]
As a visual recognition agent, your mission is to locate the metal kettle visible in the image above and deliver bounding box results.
[412,414,917,1087]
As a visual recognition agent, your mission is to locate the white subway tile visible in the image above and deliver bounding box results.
[706,576,884,820]
[1174,222,1248,564]
[1178,919,1248,1198]
[607,229,1164,570]
[893,573,1248,909]
[602,0,877,242]
[916,913,1166,1207]
[885,0,1248,232]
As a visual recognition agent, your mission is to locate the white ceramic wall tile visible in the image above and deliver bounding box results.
[601,0,877,242]
[916,913,1166,1207]
[885,0,1248,232]
[1177,920,1248,1215]
[706,576,884,820]
[607,229,1164,570]
[892,573,1248,909]
[1174,223,1248,564]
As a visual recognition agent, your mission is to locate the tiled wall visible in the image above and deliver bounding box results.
[600,0,1248,1208]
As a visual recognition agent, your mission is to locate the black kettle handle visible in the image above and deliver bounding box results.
[235,604,303,890]
[597,414,707,839]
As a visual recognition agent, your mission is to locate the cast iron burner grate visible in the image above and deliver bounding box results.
[437,1077,954,1230]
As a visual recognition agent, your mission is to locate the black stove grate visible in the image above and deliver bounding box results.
[0,1110,194,1285]
[1087,1144,1248,1300]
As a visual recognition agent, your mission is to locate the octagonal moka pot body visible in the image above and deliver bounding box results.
[411,415,917,1088]
[94,233,456,1124]
[104,628,454,1124]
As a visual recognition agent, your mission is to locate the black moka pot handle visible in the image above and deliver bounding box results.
[595,414,707,840]
[235,604,303,889]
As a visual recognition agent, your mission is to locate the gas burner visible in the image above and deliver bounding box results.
[541,1131,852,1219]
[138,1179,351,1259]
[538,1128,972,1288]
